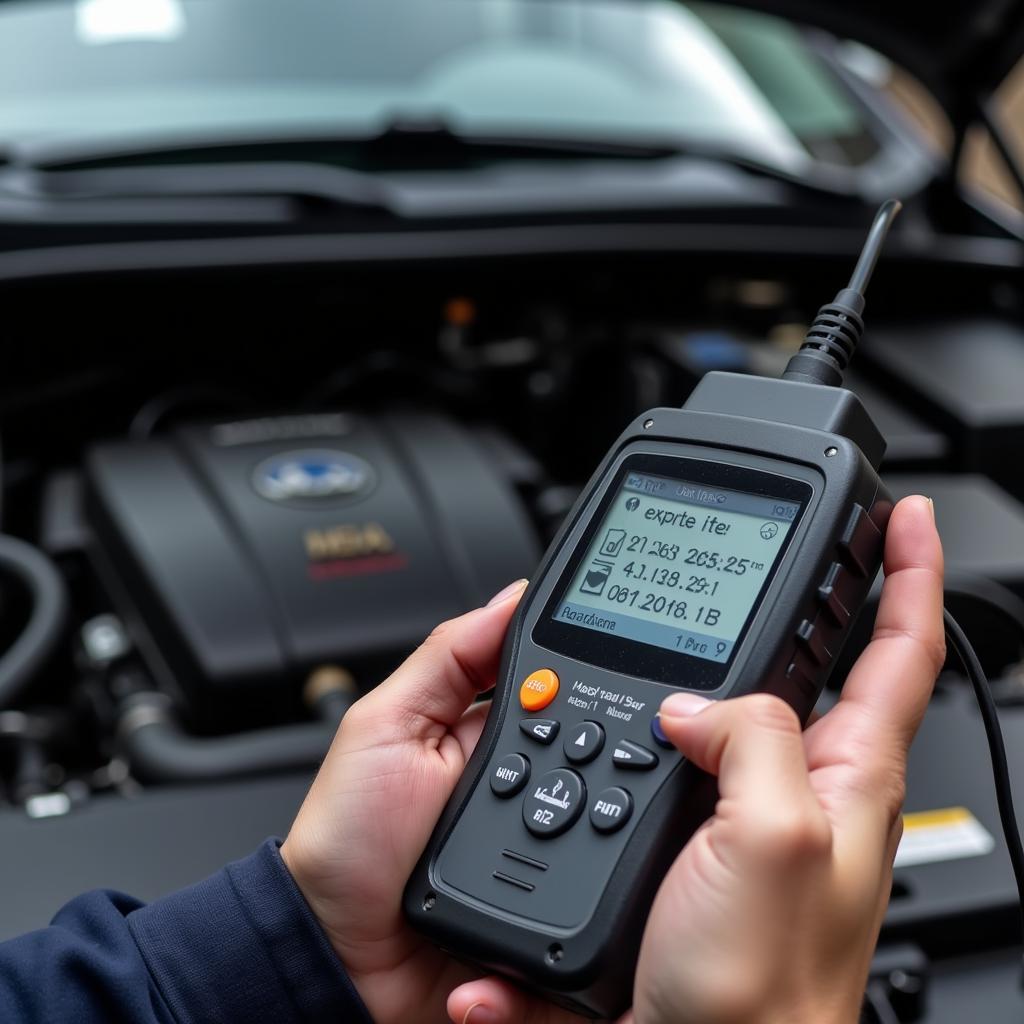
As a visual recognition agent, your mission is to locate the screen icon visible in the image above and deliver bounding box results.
[580,559,614,596]
[759,522,779,540]
[625,496,640,512]
[599,529,626,557]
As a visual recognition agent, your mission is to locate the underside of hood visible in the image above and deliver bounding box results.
[718,0,1024,118]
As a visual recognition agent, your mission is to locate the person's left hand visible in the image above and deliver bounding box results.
[282,578,571,1024]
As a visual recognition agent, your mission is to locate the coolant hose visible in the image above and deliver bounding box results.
[118,685,356,784]
[0,535,68,708]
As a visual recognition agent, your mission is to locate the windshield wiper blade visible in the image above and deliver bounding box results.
[2,119,683,173]
[324,118,854,196]
[0,117,855,208]
[1,160,396,214]
[359,117,682,161]
[0,122,674,213]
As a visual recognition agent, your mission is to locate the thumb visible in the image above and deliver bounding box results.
[657,693,828,858]
[355,579,528,739]
[448,976,599,1024]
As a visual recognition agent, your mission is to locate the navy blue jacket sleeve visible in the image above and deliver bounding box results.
[0,839,374,1023]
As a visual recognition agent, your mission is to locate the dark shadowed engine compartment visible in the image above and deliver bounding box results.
[2,234,1024,1011]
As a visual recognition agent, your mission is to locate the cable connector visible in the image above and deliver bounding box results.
[783,199,902,388]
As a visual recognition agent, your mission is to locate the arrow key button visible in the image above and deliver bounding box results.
[612,739,658,770]
[563,721,605,764]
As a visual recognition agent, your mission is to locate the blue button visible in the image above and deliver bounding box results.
[650,715,674,749]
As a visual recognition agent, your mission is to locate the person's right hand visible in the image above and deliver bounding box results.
[448,494,944,1024]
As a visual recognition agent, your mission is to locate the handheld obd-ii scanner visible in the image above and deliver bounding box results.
[405,202,905,1017]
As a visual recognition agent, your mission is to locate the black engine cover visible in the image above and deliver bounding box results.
[85,411,539,702]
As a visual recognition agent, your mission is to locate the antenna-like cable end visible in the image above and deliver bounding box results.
[782,199,902,387]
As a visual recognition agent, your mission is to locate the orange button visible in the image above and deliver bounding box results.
[520,668,560,711]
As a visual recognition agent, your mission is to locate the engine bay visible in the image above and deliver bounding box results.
[3,243,1024,969]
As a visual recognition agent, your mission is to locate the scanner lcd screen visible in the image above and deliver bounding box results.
[552,471,801,663]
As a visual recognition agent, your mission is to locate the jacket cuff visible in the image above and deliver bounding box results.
[128,838,373,1023]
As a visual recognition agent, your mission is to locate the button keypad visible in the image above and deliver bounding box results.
[520,718,559,744]
[487,680,680,848]
[563,721,605,764]
[611,739,658,770]
[650,715,674,749]
[519,669,560,711]
[817,561,852,627]
[796,618,831,666]
[490,754,530,797]
[590,787,633,833]
[522,768,585,838]
[838,503,882,578]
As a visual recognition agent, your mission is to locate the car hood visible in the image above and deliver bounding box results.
[718,0,1024,114]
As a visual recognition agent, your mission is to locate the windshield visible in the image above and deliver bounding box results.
[0,0,877,173]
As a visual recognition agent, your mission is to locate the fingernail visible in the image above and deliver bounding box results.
[660,693,713,718]
[486,579,528,607]
[463,1003,501,1024]
[910,494,934,520]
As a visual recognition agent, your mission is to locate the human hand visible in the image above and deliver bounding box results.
[447,495,944,1024]
[281,579,531,1024]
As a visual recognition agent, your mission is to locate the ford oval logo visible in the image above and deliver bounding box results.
[253,449,374,502]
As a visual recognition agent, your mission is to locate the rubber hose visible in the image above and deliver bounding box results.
[0,535,68,708]
[118,692,350,784]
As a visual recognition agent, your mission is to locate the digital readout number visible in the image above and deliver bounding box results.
[604,584,721,626]
[684,549,765,574]
[621,563,723,596]
[624,535,680,560]
[622,536,766,577]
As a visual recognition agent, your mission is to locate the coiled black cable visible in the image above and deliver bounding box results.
[0,535,68,708]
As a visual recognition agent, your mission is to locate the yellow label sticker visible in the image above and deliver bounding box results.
[895,806,995,868]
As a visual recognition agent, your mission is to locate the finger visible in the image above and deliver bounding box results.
[658,693,825,845]
[448,977,592,1024]
[452,699,492,761]
[355,580,527,736]
[807,496,944,764]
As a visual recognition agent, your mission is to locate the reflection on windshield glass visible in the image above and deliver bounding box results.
[76,0,185,45]
[0,0,873,171]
